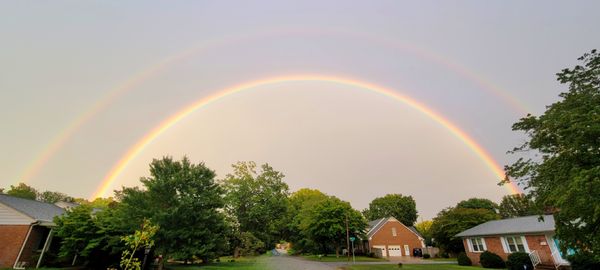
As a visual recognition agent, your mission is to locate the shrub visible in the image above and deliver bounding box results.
[480,251,505,268]
[423,253,431,259]
[457,252,472,266]
[441,252,450,258]
[506,252,533,270]
[397,262,403,268]
[367,252,375,258]
[567,252,600,270]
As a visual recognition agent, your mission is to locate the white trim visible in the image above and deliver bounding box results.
[36,228,54,268]
[468,237,487,253]
[467,239,473,252]
[521,236,530,253]
[367,218,389,237]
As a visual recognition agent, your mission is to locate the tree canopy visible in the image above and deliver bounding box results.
[455,198,498,213]
[504,50,600,256]
[498,194,539,218]
[362,194,418,226]
[222,161,290,250]
[6,182,38,200]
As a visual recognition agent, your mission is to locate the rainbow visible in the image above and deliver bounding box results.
[19,27,529,185]
[91,74,522,198]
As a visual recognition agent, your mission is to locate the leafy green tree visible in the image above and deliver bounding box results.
[503,50,600,256]
[54,204,126,268]
[284,188,329,253]
[0,187,4,193]
[222,161,289,250]
[7,182,38,200]
[119,156,228,262]
[39,190,74,203]
[415,220,434,246]
[498,194,540,218]
[456,198,498,212]
[120,219,158,270]
[430,207,499,254]
[300,196,367,257]
[362,194,418,226]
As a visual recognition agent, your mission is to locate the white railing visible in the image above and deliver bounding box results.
[551,249,570,269]
[529,250,541,268]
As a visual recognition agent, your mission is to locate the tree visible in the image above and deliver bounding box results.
[54,204,126,268]
[362,194,418,226]
[39,190,74,203]
[503,50,600,256]
[118,156,228,262]
[222,161,289,250]
[498,194,540,218]
[430,207,499,254]
[299,196,367,257]
[456,198,498,212]
[415,220,433,246]
[284,188,329,253]
[120,219,158,270]
[7,182,38,200]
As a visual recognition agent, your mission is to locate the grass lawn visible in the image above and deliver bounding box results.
[341,264,480,270]
[425,258,458,262]
[302,254,387,262]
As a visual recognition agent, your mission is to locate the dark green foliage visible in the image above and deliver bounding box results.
[39,190,74,203]
[457,252,472,266]
[504,50,600,254]
[422,253,430,259]
[300,196,367,256]
[223,161,290,250]
[456,198,498,212]
[53,205,126,269]
[283,188,329,254]
[499,194,540,218]
[117,156,228,262]
[480,251,505,268]
[568,252,600,270]
[506,252,533,270]
[6,182,38,200]
[362,194,418,226]
[430,207,499,254]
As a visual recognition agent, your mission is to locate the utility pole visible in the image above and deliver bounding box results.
[346,215,350,262]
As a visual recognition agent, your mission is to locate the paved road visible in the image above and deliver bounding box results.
[260,249,337,270]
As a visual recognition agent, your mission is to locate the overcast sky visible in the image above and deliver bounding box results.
[1,1,599,219]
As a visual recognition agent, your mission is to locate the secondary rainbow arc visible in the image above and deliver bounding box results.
[92,74,521,198]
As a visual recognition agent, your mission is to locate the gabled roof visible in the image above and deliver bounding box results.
[456,215,555,237]
[0,194,65,223]
[366,217,424,240]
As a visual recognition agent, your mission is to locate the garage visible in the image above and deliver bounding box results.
[388,245,402,256]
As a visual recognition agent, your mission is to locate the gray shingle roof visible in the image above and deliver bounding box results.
[0,194,65,223]
[367,218,387,238]
[455,215,555,237]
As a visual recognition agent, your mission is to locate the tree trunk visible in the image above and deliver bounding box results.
[335,244,340,258]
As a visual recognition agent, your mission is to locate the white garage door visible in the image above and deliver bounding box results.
[388,245,402,256]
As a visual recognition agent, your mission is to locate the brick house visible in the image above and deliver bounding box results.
[361,217,425,258]
[456,215,571,269]
[0,194,65,269]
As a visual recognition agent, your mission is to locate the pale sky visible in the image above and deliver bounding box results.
[1,1,599,219]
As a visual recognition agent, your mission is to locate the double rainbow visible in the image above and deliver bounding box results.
[91,74,521,198]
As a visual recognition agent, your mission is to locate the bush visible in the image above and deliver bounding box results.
[441,252,450,258]
[457,252,472,266]
[567,252,600,270]
[397,262,403,268]
[506,252,533,270]
[367,252,376,258]
[423,253,431,259]
[480,251,505,268]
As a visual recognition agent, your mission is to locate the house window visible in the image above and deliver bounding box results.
[469,238,486,252]
[392,227,397,236]
[505,236,526,253]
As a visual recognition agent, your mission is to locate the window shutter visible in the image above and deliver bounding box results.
[467,239,473,252]
[500,237,509,253]
[521,236,530,253]
[481,238,487,251]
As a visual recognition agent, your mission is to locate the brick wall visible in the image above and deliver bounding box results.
[0,225,31,268]
[462,234,556,266]
[369,220,423,257]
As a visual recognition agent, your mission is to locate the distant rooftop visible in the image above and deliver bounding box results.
[0,194,65,223]
[456,215,555,237]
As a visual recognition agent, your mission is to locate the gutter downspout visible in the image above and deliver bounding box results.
[14,222,37,269]
[36,228,53,268]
